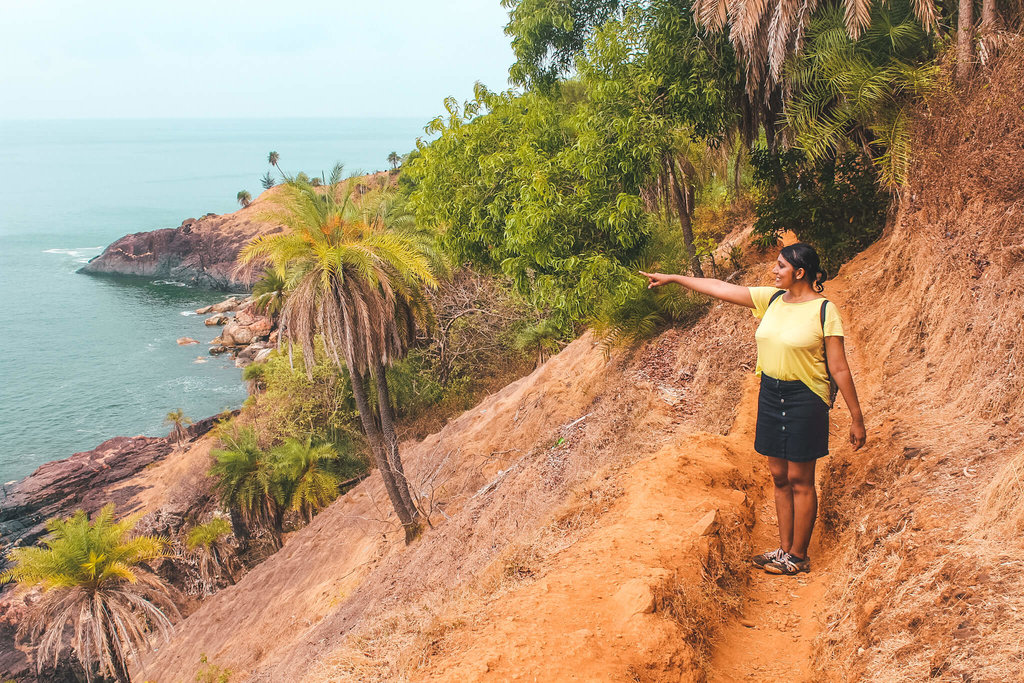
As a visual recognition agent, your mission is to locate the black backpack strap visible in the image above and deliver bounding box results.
[821,300,838,406]
[768,289,785,309]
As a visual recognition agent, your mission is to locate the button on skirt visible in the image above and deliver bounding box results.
[754,374,830,462]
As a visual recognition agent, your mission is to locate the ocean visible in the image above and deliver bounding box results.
[0,117,427,485]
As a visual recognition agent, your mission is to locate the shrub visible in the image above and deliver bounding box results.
[750,148,889,275]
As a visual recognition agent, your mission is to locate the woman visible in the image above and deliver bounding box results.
[641,243,866,575]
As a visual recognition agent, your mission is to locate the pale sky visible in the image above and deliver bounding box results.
[0,0,515,119]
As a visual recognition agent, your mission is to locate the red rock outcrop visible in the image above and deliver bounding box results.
[79,189,286,289]
[0,416,220,548]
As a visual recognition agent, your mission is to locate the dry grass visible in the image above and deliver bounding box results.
[650,513,748,676]
[978,450,1024,541]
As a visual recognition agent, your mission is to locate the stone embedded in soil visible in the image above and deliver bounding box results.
[690,509,720,536]
[610,578,656,620]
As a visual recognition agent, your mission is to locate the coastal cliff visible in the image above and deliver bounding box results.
[79,189,285,289]
[0,415,221,548]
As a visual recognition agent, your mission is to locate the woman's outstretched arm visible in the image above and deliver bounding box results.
[639,271,756,308]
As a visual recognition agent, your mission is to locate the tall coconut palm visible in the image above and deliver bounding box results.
[164,409,192,446]
[268,150,287,179]
[387,151,401,170]
[273,437,342,523]
[237,190,252,208]
[208,427,285,548]
[237,167,437,542]
[0,505,177,683]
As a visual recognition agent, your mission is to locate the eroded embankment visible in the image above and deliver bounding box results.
[804,48,1024,681]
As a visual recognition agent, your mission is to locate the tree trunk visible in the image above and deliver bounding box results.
[372,360,420,543]
[228,507,250,548]
[665,155,705,278]
[958,0,975,80]
[271,502,284,549]
[980,0,996,30]
[349,365,416,536]
[102,616,130,683]
[732,138,743,197]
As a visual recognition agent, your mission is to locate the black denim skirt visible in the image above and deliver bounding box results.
[754,374,830,462]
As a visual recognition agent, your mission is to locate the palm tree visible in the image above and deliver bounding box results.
[692,0,940,95]
[387,151,401,171]
[237,167,437,542]
[184,517,237,592]
[251,266,289,321]
[164,409,192,446]
[268,150,287,180]
[784,3,938,187]
[237,190,252,208]
[0,505,177,683]
[208,427,285,548]
[273,437,342,523]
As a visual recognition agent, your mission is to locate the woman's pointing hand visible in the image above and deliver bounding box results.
[639,271,674,289]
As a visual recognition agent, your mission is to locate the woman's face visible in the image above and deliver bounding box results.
[772,254,804,289]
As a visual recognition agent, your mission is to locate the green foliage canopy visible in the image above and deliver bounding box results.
[410,1,736,327]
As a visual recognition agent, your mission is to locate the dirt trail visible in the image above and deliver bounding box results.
[707,490,828,682]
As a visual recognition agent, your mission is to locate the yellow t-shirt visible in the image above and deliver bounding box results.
[749,287,844,405]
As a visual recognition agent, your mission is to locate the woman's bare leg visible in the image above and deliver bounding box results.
[787,459,818,559]
[767,456,794,553]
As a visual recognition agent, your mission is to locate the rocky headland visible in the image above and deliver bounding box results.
[79,187,285,289]
[0,416,222,549]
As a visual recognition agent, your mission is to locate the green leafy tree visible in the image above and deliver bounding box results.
[1,505,177,683]
[503,0,623,90]
[164,409,193,446]
[237,190,252,208]
[272,437,342,523]
[411,2,737,325]
[209,427,285,548]
[750,148,888,273]
[237,168,437,542]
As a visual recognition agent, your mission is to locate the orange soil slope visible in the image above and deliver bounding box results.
[415,383,761,683]
[141,50,1023,682]
[138,333,623,679]
[137,256,771,681]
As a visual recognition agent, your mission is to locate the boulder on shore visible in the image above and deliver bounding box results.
[209,345,229,355]
[195,305,214,315]
[204,313,230,326]
[177,337,199,345]
[211,296,243,314]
